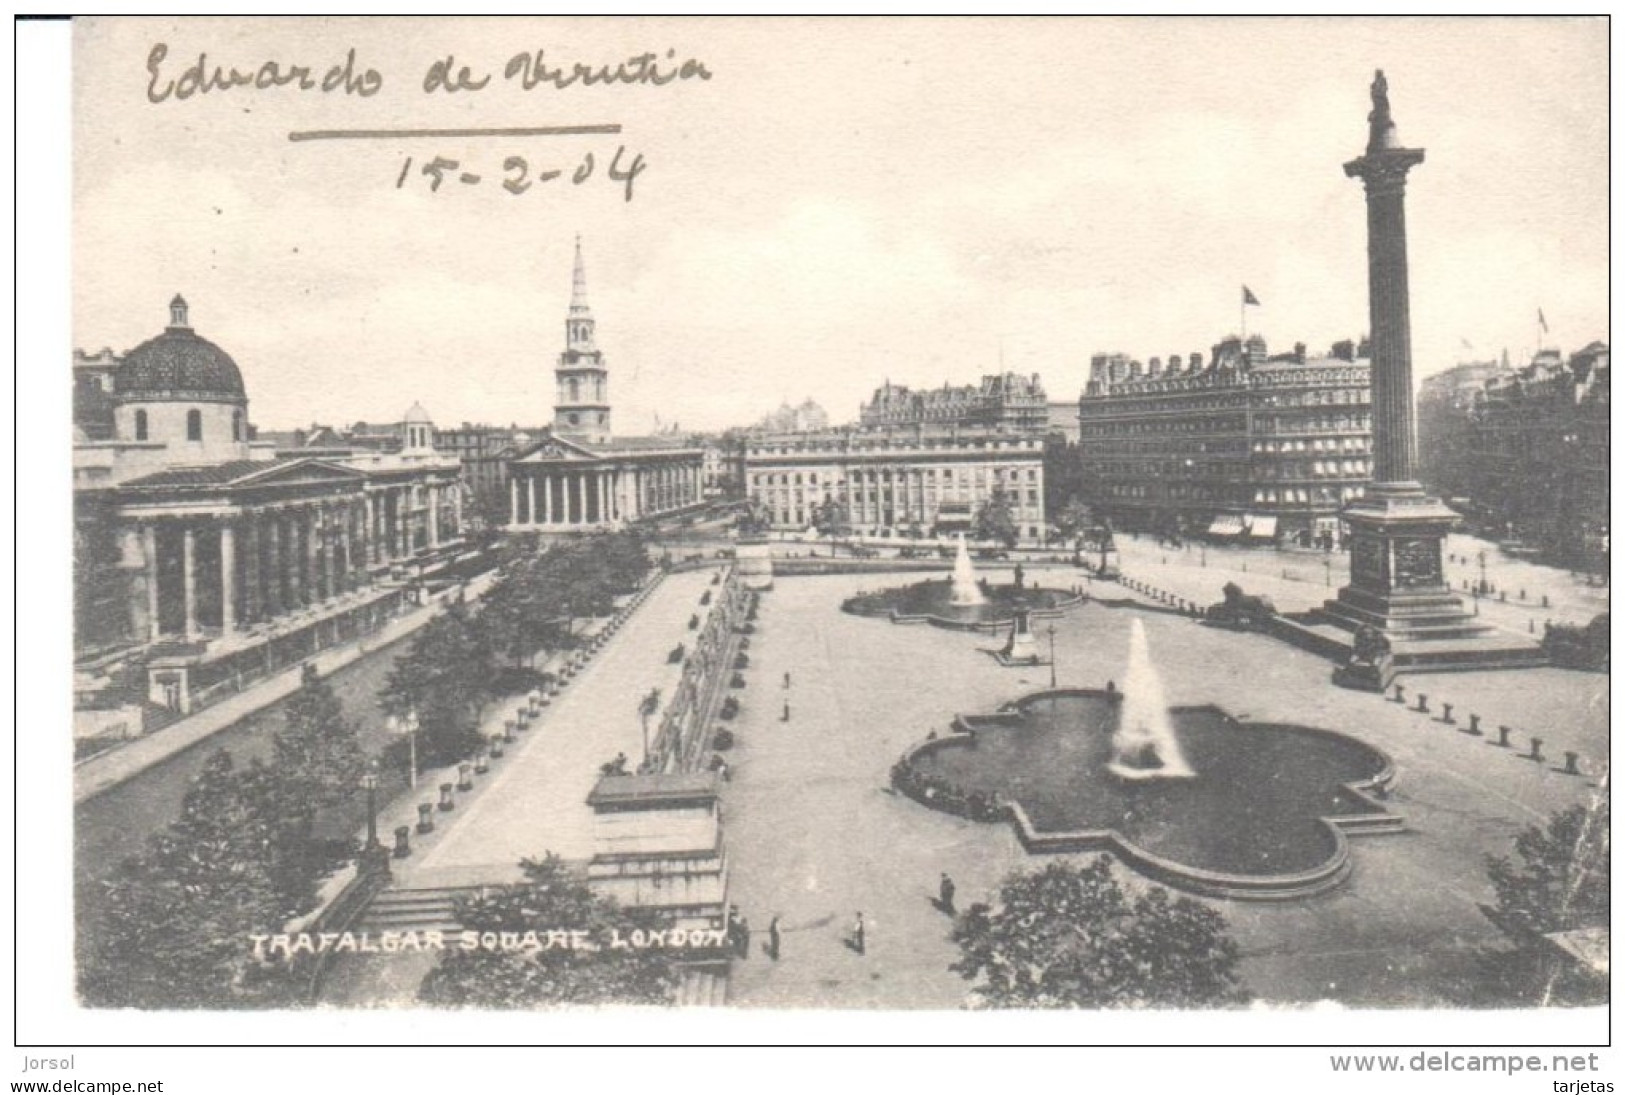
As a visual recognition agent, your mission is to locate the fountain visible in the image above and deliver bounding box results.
[949,533,986,607]
[1107,618,1194,781]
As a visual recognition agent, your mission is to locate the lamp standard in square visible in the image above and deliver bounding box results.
[1047,624,1057,688]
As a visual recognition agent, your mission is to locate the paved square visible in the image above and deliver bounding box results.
[719,570,1606,1008]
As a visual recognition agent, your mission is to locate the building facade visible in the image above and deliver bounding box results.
[743,426,1047,543]
[859,372,1049,432]
[1459,344,1609,566]
[1076,336,1373,546]
[73,296,465,723]
[506,241,704,529]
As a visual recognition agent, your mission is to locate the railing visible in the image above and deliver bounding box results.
[647,568,746,773]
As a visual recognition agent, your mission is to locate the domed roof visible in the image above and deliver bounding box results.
[114,296,246,404]
[403,401,433,424]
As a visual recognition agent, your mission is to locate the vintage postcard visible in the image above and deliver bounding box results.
[51,15,1608,1046]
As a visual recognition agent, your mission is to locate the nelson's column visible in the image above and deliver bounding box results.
[1321,71,1543,681]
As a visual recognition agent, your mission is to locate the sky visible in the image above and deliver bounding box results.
[73,17,1609,434]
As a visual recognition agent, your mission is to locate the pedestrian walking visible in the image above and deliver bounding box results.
[767,916,781,961]
[851,911,866,956]
[938,872,956,915]
[784,670,792,689]
[737,917,752,960]
[782,699,791,722]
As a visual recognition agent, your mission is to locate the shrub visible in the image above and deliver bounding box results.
[688,614,700,631]
[668,644,685,664]
[738,636,751,650]
[713,727,736,749]
[700,590,713,606]
[719,698,740,722]
[734,652,750,669]
[730,673,747,689]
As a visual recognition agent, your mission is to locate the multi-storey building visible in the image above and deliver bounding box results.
[753,399,830,435]
[1076,336,1373,547]
[1462,343,1609,566]
[743,426,1047,543]
[859,372,1049,432]
[1418,358,1515,503]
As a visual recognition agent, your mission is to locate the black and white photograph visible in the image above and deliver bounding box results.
[23,13,1612,1064]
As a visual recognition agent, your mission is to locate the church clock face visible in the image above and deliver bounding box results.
[567,412,579,426]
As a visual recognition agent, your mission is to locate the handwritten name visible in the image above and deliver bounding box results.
[144,43,713,104]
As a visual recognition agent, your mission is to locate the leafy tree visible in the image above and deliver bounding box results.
[950,856,1249,1009]
[1051,496,1094,547]
[272,664,367,817]
[812,498,851,539]
[80,751,314,1009]
[381,599,493,765]
[418,854,682,1007]
[973,485,1020,549]
[1486,797,1610,937]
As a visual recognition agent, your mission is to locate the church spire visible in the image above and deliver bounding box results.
[570,234,590,316]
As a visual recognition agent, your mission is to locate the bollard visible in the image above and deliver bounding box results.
[1542,594,1550,608]
[457,763,474,791]
[1467,713,1482,735]
[1564,751,1581,776]
[1519,589,1526,600]
[474,750,489,775]
[417,802,435,833]
[1527,737,1544,763]
[393,825,411,859]
[1392,684,1406,704]
[1494,725,1512,748]
[439,782,456,811]
[1415,693,1429,713]
[1528,619,1535,633]
[490,736,504,759]
[505,718,518,739]
[1440,703,1455,724]
[1499,591,1506,602]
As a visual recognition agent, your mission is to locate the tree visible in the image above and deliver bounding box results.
[418,854,682,1007]
[1051,496,1094,547]
[380,599,494,765]
[272,664,368,817]
[80,751,314,1009]
[1486,797,1609,937]
[950,856,1249,1009]
[973,486,1020,549]
[812,497,851,539]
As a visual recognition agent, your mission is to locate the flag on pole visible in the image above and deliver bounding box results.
[1242,285,1261,307]
[1537,308,1549,333]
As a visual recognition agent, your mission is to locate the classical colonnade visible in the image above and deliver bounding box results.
[509,462,701,527]
[122,481,461,643]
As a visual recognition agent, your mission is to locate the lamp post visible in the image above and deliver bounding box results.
[360,760,389,876]
[1323,558,1333,587]
[1477,550,1488,596]
[390,710,421,789]
[1046,624,1057,688]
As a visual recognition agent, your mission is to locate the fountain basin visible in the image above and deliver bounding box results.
[842,579,1083,632]
[892,690,1402,900]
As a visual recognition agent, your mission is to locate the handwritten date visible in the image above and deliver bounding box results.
[397,145,646,202]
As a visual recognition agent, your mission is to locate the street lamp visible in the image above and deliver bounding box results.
[1477,550,1488,596]
[389,710,421,789]
[360,760,389,876]
[1046,624,1057,688]
[1323,558,1332,587]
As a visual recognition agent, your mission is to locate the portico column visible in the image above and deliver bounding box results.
[182,525,199,640]
[542,474,552,525]
[243,515,262,623]
[338,503,353,592]
[322,505,339,599]
[396,488,409,556]
[220,522,237,633]
[133,523,159,641]
[598,472,609,524]
[510,477,520,527]
[264,516,282,616]
[527,477,537,527]
[429,484,442,547]
[573,473,585,525]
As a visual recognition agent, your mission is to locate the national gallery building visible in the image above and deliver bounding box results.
[73,297,465,733]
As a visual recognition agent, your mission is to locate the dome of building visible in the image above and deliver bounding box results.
[403,401,433,424]
[114,296,246,404]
